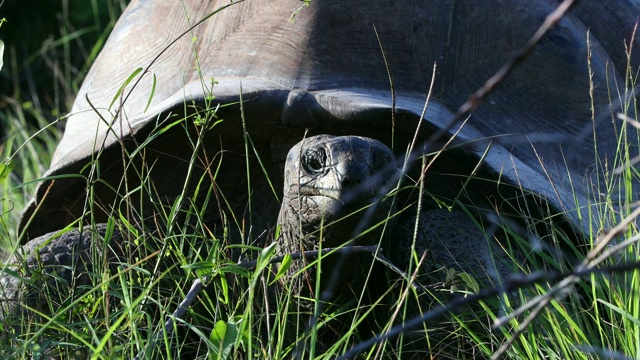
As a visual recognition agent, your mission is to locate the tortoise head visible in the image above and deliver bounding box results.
[274,134,398,298]
[277,135,397,252]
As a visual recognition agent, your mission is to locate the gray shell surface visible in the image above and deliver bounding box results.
[19,0,640,238]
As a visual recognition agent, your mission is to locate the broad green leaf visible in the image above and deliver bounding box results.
[271,254,292,284]
[182,261,216,272]
[255,242,276,274]
[210,320,238,360]
[258,242,276,263]
[217,264,250,278]
[0,159,14,184]
[457,272,480,294]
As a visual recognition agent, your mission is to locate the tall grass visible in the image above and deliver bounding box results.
[0,0,128,246]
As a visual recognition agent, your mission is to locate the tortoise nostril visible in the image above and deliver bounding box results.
[342,177,362,189]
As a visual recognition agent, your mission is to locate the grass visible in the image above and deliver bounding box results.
[1,2,640,359]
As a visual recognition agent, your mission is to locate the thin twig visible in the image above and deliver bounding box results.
[133,278,206,360]
[338,259,640,360]
[337,0,581,357]
[372,252,431,294]
[421,0,577,162]
[491,206,640,358]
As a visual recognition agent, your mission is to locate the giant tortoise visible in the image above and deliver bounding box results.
[17,0,640,239]
[3,0,640,357]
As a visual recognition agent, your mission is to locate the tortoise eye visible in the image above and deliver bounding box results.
[302,147,327,174]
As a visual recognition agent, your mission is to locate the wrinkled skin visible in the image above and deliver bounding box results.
[0,225,127,321]
[278,135,396,250]
[276,135,397,296]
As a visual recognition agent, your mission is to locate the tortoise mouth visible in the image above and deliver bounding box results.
[300,188,380,205]
[306,191,394,227]
[299,170,396,206]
